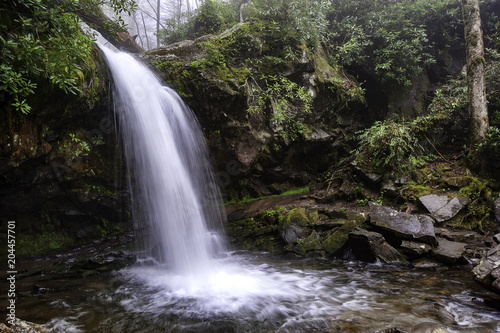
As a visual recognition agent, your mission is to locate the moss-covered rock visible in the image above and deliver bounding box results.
[320,220,361,256]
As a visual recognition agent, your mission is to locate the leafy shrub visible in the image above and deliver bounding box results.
[248,74,312,140]
[356,119,428,175]
[0,0,135,113]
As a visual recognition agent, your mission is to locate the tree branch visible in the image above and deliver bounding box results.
[78,7,144,54]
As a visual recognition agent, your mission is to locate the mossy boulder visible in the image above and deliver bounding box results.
[321,220,359,256]
[278,208,312,244]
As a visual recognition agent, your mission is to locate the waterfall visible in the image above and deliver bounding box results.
[99,45,226,275]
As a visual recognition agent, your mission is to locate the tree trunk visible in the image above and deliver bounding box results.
[78,8,144,54]
[462,0,488,144]
[156,0,161,48]
[133,12,145,49]
[141,11,151,50]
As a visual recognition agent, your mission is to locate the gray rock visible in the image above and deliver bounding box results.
[351,160,383,184]
[494,198,500,223]
[493,233,500,244]
[419,194,471,222]
[432,238,467,264]
[368,202,436,245]
[400,240,432,256]
[472,244,500,293]
[281,224,309,244]
[419,194,449,214]
[439,230,481,244]
[349,228,408,265]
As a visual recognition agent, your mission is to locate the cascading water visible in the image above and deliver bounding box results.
[100,44,226,275]
[77,45,500,333]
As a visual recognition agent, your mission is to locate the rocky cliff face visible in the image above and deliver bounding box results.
[145,23,378,200]
[0,47,129,255]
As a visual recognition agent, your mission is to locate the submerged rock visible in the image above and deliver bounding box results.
[368,202,436,245]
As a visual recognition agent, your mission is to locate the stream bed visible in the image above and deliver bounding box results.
[6,251,500,333]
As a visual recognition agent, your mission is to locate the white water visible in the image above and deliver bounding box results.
[100,45,226,275]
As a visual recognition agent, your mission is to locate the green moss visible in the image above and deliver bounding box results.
[283,208,309,228]
[97,217,124,238]
[18,232,75,257]
[235,67,251,83]
[226,186,310,206]
[401,181,433,202]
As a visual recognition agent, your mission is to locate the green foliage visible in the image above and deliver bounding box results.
[59,132,92,157]
[478,127,500,160]
[247,0,332,50]
[329,0,460,87]
[248,74,312,140]
[355,117,441,176]
[0,0,135,113]
[159,0,239,45]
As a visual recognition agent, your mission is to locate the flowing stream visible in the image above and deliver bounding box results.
[18,45,499,332]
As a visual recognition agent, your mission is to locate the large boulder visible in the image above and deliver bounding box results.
[418,194,471,222]
[472,244,500,293]
[278,208,311,244]
[349,228,408,264]
[368,202,436,245]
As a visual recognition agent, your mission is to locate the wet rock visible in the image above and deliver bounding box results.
[418,194,471,222]
[227,209,247,222]
[1,318,47,332]
[494,198,500,223]
[400,240,432,257]
[63,251,136,277]
[368,202,436,245]
[321,220,358,255]
[349,228,408,264]
[278,208,311,244]
[472,244,500,293]
[412,257,442,268]
[432,238,467,265]
[291,230,324,256]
